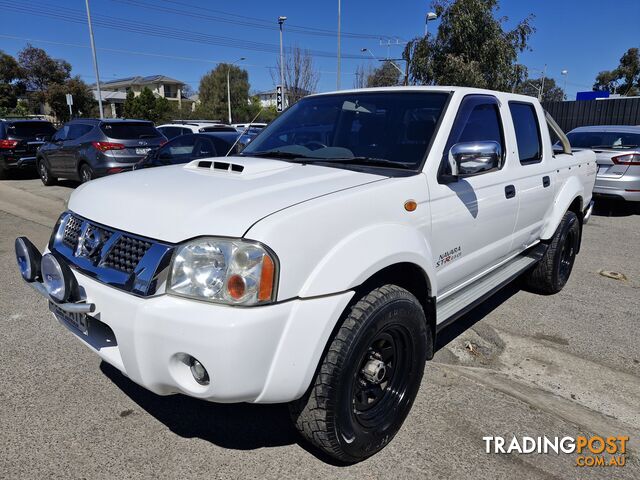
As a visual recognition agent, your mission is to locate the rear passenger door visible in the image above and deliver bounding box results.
[507,101,556,253]
[428,95,519,295]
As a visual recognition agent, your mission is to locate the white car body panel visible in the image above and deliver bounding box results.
[26,86,597,403]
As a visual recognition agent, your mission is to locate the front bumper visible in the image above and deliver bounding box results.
[26,264,353,404]
[594,169,640,201]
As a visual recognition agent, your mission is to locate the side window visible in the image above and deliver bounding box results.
[182,128,193,136]
[67,124,93,140]
[194,138,217,158]
[52,127,68,142]
[509,102,542,164]
[442,95,505,174]
[159,134,197,163]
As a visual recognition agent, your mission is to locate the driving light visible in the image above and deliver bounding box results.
[15,237,42,282]
[189,357,210,385]
[41,253,75,302]
[168,237,278,305]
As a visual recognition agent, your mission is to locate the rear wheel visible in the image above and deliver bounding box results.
[523,210,580,294]
[37,159,57,186]
[79,163,94,183]
[289,285,429,463]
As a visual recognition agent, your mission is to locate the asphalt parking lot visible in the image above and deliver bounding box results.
[1,174,639,479]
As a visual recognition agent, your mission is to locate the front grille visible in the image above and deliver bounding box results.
[102,235,152,274]
[62,216,83,248]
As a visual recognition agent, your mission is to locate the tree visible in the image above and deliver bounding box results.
[593,48,640,96]
[45,76,97,121]
[516,77,565,102]
[366,61,401,87]
[272,46,320,105]
[121,87,170,122]
[0,50,26,110]
[403,0,534,91]
[198,64,252,122]
[18,45,71,105]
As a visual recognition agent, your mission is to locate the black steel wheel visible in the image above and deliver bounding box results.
[523,210,581,294]
[289,284,429,463]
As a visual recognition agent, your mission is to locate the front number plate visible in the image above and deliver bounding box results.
[49,301,89,335]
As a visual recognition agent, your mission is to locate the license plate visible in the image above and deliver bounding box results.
[49,301,89,335]
[136,147,151,155]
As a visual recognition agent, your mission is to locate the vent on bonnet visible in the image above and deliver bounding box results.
[197,160,244,173]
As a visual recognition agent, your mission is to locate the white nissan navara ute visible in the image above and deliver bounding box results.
[16,87,596,462]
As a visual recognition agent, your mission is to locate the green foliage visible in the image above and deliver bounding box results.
[45,76,97,121]
[366,61,401,87]
[516,76,565,102]
[121,87,172,123]
[0,50,26,110]
[403,0,534,91]
[18,44,71,105]
[198,64,253,122]
[593,48,640,96]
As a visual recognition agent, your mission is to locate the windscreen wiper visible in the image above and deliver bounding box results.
[240,150,320,160]
[323,156,412,169]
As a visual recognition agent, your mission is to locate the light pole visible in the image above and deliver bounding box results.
[561,69,568,100]
[227,57,246,124]
[85,0,103,119]
[425,11,437,37]
[278,16,287,93]
[337,0,341,90]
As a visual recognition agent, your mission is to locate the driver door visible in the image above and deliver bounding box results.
[427,95,519,296]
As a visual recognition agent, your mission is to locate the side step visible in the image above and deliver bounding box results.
[435,244,546,332]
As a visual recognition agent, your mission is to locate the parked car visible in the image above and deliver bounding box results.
[565,125,640,202]
[15,87,596,463]
[0,119,57,179]
[157,121,237,140]
[134,131,253,169]
[232,122,267,132]
[36,119,166,185]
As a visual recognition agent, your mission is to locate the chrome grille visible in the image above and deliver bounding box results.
[103,236,152,274]
[50,212,174,297]
[62,215,83,248]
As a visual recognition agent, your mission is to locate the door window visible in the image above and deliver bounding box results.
[67,124,93,141]
[509,102,542,164]
[442,95,505,176]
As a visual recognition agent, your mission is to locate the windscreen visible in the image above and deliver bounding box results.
[241,91,450,170]
[101,122,162,140]
[567,131,640,150]
[7,122,56,138]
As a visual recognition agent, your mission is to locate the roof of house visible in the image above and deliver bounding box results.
[98,75,185,89]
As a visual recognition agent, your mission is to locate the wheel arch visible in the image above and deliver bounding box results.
[541,176,585,240]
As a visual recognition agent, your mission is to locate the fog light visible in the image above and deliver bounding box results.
[41,253,75,302]
[15,237,42,282]
[189,357,210,385]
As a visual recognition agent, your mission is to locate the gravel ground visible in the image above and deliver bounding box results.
[0,175,638,479]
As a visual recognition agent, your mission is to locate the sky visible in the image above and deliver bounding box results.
[1,0,639,99]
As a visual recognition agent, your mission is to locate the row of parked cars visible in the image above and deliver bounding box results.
[0,117,263,184]
[0,116,638,201]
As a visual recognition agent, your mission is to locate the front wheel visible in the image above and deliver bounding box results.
[523,210,581,294]
[289,285,429,463]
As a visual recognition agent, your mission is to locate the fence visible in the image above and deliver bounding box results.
[542,97,640,133]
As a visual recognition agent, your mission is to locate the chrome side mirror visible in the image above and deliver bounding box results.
[448,141,502,177]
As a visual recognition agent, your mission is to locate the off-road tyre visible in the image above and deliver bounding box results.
[523,210,581,294]
[289,284,429,463]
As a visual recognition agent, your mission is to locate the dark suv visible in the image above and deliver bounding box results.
[36,119,166,185]
[0,119,57,179]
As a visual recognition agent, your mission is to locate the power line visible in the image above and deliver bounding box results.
[0,0,374,60]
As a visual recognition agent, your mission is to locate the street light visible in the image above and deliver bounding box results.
[561,69,569,99]
[361,48,405,76]
[278,16,287,94]
[227,57,246,124]
[425,11,437,37]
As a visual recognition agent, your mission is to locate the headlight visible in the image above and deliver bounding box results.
[168,237,277,305]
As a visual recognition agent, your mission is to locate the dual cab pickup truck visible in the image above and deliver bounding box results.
[15,87,596,463]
